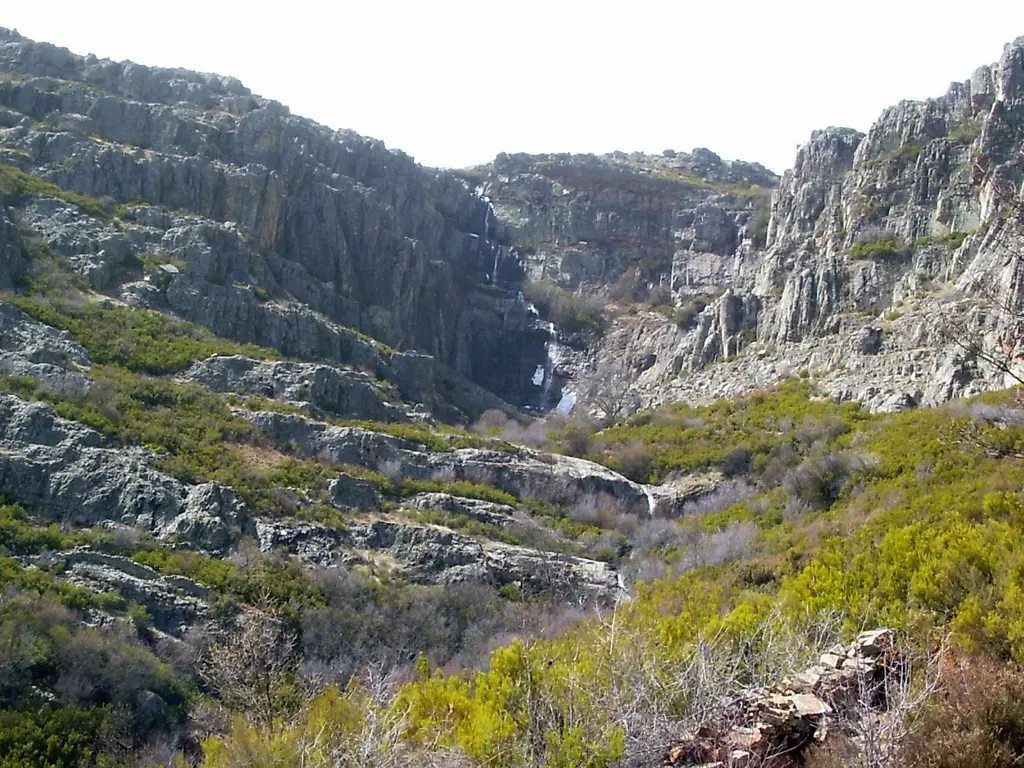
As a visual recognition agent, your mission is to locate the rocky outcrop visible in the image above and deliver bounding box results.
[255,515,622,601]
[181,354,408,423]
[665,629,896,767]
[0,393,252,546]
[0,299,92,393]
[469,150,776,300]
[246,409,655,515]
[548,37,1024,415]
[0,391,624,604]
[44,548,212,636]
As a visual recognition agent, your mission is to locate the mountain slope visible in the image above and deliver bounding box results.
[0,27,549,407]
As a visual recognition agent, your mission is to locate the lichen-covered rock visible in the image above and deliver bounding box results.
[0,394,247,542]
[255,515,623,602]
[328,472,382,511]
[42,548,211,636]
[0,299,92,393]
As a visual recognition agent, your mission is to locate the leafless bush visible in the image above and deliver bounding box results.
[592,608,843,766]
[558,419,598,457]
[676,523,758,572]
[796,415,850,446]
[679,479,758,518]
[568,492,638,533]
[470,408,509,434]
[647,283,672,307]
[758,442,800,489]
[609,440,656,482]
[808,635,949,768]
[200,604,304,729]
[960,401,1024,426]
[621,555,674,587]
[629,518,686,559]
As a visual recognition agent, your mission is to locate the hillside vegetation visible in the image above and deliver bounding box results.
[4,291,1024,766]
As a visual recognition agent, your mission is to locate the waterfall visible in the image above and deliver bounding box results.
[540,322,576,414]
[642,485,657,517]
[478,197,502,285]
[542,323,560,399]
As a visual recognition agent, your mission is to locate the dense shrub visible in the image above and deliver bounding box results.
[592,379,870,482]
[898,654,1024,767]
[674,295,712,329]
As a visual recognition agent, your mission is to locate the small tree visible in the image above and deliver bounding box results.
[200,596,304,730]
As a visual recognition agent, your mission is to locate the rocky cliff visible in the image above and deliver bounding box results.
[483,37,1024,416]
[0,27,547,408]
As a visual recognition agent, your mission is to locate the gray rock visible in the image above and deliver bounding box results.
[406,492,519,527]
[537,35,1024,416]
[328,472,381,511]
[181,354,407,423]
[0,30,549,407]
[853,326,883,355]
[48,548,211,635]
[0,394,249,546]
[255,516,623,602]
[246,409,654,515]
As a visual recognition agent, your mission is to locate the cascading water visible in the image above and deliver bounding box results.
[642,484,657,517]
[486,203,501,284]
[541,322,560,400]
[537,322,576,414]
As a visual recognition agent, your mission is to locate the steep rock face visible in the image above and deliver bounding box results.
[550,37,1024,414]
[470,150,776,300]
[0,28,542,406]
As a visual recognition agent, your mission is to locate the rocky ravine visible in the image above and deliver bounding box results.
[481,37,1024,415]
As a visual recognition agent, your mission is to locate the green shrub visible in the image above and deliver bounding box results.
[895,143,924,161]
[675,295,712,329]
[0,163,110,219]
[523,281,607,335]
[947,120,983,146]
[398,478,518,507]
[9,298,277,375]
[0,704,114,768]
[848,238,905,261]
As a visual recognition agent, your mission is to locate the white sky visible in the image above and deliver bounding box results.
[4,1,1023,173]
